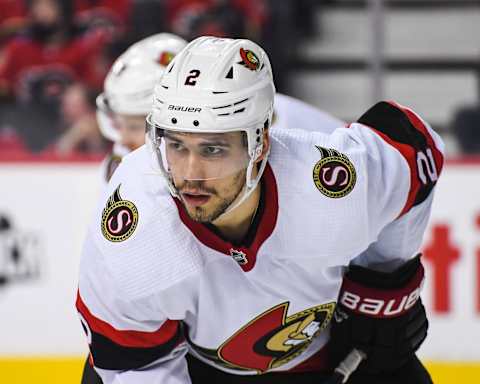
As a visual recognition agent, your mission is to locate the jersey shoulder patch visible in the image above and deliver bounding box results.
[312,146,356,199]
[101,184,139,242]
[357,101,444,216]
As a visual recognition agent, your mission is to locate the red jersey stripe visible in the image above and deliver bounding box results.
[76,291,180,348]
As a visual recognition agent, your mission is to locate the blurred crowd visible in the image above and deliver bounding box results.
[0,0,317,156]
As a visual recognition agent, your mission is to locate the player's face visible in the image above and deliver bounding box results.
[163,131,249,222]
[113,114,146,151]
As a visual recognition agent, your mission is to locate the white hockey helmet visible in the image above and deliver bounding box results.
[97,33,188,142]
[146,36,275,212]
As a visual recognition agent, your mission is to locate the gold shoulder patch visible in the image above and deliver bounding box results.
[312,146,356,198]
[101,185,138,242]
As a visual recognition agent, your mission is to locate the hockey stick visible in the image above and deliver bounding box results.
[324,348,366,384]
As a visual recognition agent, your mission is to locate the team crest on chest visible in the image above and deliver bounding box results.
[101,185,138,242]
[312,146,356,198]
[188,301,335,373]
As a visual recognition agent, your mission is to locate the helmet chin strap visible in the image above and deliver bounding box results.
[220,116,271,219]
[216,153,269,220]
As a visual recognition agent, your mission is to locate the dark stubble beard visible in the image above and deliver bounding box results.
[179,169,246,223]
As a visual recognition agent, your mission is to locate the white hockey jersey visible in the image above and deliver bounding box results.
[77,101,444,383]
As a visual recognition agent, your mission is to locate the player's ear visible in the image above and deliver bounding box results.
[255,121,270,163]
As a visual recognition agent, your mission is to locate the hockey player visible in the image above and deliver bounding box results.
[86,33,343,384]
[96,33,188,182]
[77,37,443,384]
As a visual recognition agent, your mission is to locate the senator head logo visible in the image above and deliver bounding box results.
[238,48,260,71]
[312,146,356,198]
[158,51,175,67]
[101,185,138,242]
[188,301,335,373]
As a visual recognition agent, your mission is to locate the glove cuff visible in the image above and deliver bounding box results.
[339,256,425,319]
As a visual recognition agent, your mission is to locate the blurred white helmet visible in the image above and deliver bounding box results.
[97,33,188,142]
[146,36,275,212]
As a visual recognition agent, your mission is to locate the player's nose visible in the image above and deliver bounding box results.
[182,153,207,180]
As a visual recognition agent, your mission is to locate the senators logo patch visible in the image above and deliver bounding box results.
[238,48,260,71]
[101,185,138,242]
[189,302,335,373]
[312,146,356,198]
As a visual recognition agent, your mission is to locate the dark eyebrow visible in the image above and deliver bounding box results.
[198,141,231,147]
[164,132,231,147]
[163,132,183,142]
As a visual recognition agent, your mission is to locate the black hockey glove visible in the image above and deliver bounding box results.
[329,255,428,375]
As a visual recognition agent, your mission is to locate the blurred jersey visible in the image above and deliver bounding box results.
[0,0,131,26]
[0,32,109,97]
[165,0,268,27]
[74,0,131,24]
[165,0,268,39]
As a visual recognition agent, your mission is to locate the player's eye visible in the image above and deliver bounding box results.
[167,142,186,152]
[201,146,225,157]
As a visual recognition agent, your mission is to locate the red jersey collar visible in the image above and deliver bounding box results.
[173,163,278,272]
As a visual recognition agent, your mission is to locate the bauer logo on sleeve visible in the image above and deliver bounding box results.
[312,146,356,198]
[101,185,138,242]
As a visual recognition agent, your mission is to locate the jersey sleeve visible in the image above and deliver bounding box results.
[351,192,435,270]
[76,236,190,384]
[357,100,444,216]
[311,101,444,267]
[348,101,444,269]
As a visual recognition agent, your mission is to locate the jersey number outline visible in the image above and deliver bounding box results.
[185,69,201,86]
[416,148,438,185]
